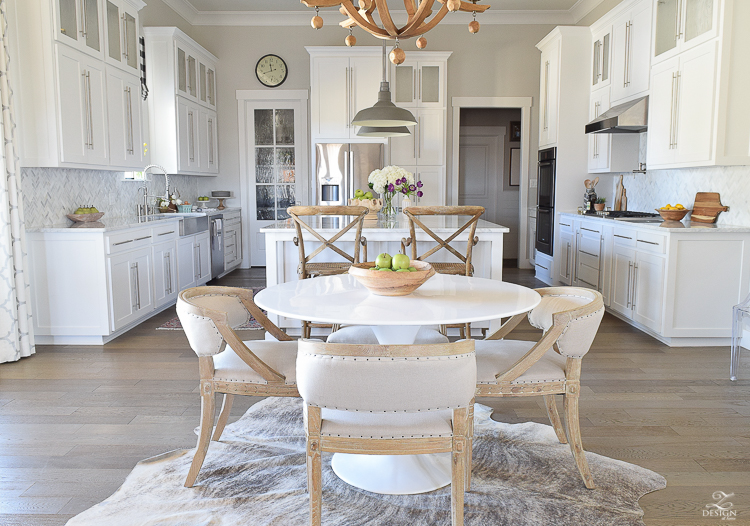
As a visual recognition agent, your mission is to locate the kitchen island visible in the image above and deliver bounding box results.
[260,216,510,334]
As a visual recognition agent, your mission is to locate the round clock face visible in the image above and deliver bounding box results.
[256,54,288,88]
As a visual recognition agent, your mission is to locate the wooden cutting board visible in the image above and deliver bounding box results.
[691,192,729,223]
[615,175,624,211]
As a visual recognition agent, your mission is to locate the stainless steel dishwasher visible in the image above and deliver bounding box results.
[210,214,225,278]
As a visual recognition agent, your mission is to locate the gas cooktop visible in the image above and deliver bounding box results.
[594,210,661,219]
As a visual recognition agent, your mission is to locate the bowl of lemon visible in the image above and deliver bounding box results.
[656,203,690,221]
[349,253,435,296]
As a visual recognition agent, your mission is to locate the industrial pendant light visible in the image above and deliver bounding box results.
[353,41,416,134]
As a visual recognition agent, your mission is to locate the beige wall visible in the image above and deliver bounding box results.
[139,8,555,213]
[576,0,628,27]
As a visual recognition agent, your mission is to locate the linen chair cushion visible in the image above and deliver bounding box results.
[297,346,476,412]
[527,294,605,359]
[327,326,448,345]
[177,294,251,357]
[474,339,566,384]
[320,408,453,439]
[213,341,299,385]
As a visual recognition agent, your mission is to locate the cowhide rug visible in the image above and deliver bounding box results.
[66,398,665,526]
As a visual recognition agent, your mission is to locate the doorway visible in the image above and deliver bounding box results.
[451,97,533,269]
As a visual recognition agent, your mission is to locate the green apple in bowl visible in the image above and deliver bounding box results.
[364,191,373,200]
[354,189,364,198]
[391,253,410,270]
[375,253,392,269]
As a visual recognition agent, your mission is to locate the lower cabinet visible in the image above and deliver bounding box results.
[152,239,178,308]
[224,215,242,272]
[609,243,666,332]
[178,231,211,291]
[108,247,154,332]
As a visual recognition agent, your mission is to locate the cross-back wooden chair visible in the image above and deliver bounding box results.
[297,339,476,526]
[402,205,485,337]
[473,287,604,489]
[288,205,369,337]
[177,286,300,488]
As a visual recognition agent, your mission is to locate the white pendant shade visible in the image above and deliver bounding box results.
[357,126,411,137]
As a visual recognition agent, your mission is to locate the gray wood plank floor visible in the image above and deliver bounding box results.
[1,268,748,525]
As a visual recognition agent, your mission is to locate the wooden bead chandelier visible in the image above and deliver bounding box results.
[302,0,489,63]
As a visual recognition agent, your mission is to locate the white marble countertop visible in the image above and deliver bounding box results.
[560,212,750,233]
[28,208,242,233]
[261,216,510,233]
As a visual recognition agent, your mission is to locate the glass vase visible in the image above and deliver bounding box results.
[381,192,397,223]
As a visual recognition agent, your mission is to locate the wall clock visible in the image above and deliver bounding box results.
[255,54,288,88]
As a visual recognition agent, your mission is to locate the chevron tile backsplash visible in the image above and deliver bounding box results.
[21,168,215,228]
[608,166,750,226]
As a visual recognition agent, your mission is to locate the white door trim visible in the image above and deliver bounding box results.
[237,89,309,268]
[451,96,533,269]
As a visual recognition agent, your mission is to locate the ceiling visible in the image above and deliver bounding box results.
[163,0,610,25]
[186,0,584,12]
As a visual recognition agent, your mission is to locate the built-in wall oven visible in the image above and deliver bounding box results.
[535,147,556,256]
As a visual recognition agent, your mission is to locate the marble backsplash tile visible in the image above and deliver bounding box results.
[21,168,215,228]
[609,165,750,226]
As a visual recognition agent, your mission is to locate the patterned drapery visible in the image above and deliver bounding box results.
[0,1,34,363]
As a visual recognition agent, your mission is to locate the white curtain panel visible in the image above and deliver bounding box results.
[0,1,34,363]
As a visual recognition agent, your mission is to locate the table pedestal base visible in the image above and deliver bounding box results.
[331,452,451,495]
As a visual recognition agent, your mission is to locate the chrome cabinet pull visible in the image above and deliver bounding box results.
[418,68,422,101]
[188,110,195,162]
[164,253,171,295]
[669,72,677,149]
[134,262,140,310]
[543,61,550,131]
[134,235,151,241]
[673,71,680,149]
[121,13,128,60]
[79,0,87,37]
[125,86,134,155]
[566,242,571,278]
[676,0,684,39]
[637,239,659,246]
[624,21,631,87]
[413,68,417,100]
[82,70,90,148]
[113,239,133,246]
[626,261,633,307]
[631,263,638,309]
[208,118,214,165]
[614,234,632,240]
[86,72,93,149]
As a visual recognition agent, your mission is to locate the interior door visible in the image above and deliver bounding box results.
[458,135,500,224]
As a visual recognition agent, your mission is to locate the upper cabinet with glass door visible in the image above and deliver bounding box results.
[103,0,144,73]
[391,53,451,109]
[55,0,103,58]
[653,0,720,64]
[591,25,612,90]
[174,37,217,110]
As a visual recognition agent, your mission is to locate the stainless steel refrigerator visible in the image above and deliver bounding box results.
[314,143,384,205]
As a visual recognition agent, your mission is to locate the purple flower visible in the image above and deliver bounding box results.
[416,181,423,188]
[396,178,403,185]
[401,187,408,194]
[417,191,423,197]
[409,184,416,191]
[387,183,395,192]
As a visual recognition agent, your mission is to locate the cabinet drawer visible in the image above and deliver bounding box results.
[613,228,636,247]
[106,228,152,254]
[579,222,603,234]
[578,250,599,270]
[577,263,599,289]
[559,219,574,233]
[151,223,178,240]
[578,234,601,257]
[636,231,666,254]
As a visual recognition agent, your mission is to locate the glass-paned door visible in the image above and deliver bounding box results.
[244,98,307,267]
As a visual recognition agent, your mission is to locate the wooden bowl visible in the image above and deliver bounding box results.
[348,198,383,217]
[348,260,435,296]
[655,208,690,221]
[66,212,105,223]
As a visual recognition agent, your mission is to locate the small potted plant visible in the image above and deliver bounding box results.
[594,197,606,211]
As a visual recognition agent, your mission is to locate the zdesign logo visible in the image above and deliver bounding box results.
[704,491,737,521]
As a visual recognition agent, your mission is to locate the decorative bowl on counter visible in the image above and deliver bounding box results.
[66,212,105,223]
[655,208,690,221]
[348,260,434,296]
[348,198,383,218]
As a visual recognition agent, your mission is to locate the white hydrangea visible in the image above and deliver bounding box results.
[368,165,414,195]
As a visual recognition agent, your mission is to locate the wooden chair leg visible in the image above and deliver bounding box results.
[464,323,471,339]
[211,393,234,441]
[563,392,595,489]
[544,394,567,444]
[452,407,468,526]
[439,325,447,336]
[331,323,341,334]
[306,406,322,526]
[466,400,474,491]
[185,383,216,488]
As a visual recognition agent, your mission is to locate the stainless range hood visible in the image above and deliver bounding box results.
[585,96,648,134]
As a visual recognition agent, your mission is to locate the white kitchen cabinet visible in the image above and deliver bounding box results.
[108,247,153,332]
[103,0,139,73]
[558,221,575,286]
[308,49,382,139]
[198,108,219,174]
[391,56,449,109]
[538,38,560,148]
[390,109,444,167]
[55,0,103,58]
[653,0,720,64]
[611,242,636,317]
[647,41,717,168]
[144,27,219,175]
[57,44,109,166]
[414,166,444,207]
[610,0,652,103]
[177,230,211,291]
[10,0,146,170]
[223,212,242,273]
[528,212,537,266]
[632,250,666,331]
[588,88,610,173]
[152,239,177,309]
[591,25,612,90]
[106,65,144,168]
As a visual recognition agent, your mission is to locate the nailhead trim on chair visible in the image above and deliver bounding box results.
[558,307,605,359]
[186,312,224,355]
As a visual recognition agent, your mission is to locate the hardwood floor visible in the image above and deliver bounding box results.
[1,268,748,525]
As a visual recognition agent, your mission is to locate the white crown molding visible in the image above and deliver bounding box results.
[161,0,609,27]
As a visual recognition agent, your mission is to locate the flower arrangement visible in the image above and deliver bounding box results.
[368,166,424,222]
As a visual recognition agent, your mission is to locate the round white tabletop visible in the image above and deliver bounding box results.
[254,274,541,495]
